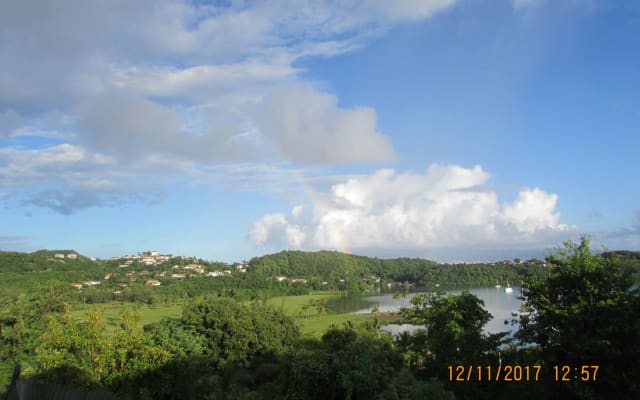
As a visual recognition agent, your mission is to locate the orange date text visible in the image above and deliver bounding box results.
[447,365,542,382]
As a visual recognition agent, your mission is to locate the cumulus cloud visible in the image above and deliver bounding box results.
[0,0,458,214]
[249,213,307,248]
[74,85,395,164]
[250,165,573,253]
[256,86,395,163]
[0,0,458,160]
[77,94,262,162]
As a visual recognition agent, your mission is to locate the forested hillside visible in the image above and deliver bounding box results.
[0,250,110,297]
[0,249,548,301]
[3,248,638,306]
[248,250,548,288]
[603,250,640,281]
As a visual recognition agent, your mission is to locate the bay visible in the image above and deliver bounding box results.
[327,286,524,336]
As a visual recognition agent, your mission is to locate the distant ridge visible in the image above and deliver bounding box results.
[248,249,546,288]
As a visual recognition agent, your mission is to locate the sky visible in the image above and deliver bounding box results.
[1,0,639,262]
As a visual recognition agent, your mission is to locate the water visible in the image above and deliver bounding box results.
[327,286,524,336]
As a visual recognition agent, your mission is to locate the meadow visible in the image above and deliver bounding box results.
[72,291,383,337]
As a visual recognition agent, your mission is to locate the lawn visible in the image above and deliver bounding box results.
[72,292,387,338]
[263,291,342,315]
[263,292,380,337]
[296,313,373,337]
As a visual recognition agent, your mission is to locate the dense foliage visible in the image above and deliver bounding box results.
[517,238,640,399]
[0,248,551,308]
[1,243,639,399]
[249,250,548,289]
[401,292,506,375]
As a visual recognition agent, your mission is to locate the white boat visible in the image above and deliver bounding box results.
[504,283,514,294]
[495,280,502,288]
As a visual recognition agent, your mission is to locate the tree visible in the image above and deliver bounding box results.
[517,237,640,399]
[0,288,70,391]
[280,326,453,400]
[399,291,507,400]
[402,292,506,374]
[30,307,171,396]
[181,296,298,366]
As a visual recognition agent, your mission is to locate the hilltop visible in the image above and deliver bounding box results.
[247,249,547,289]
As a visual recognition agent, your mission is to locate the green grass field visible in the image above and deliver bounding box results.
[263,292,341,315]
[263,292,379,337]
[72,292,384,337]
[296,313,373,336]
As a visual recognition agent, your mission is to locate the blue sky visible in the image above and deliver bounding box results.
[1,0,639,262]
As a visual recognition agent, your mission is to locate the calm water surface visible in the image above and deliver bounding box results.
[327,287,523,336]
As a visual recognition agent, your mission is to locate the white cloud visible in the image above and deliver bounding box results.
[256,85,395,163]
[0,144,169,214]
[250,165,573,252]
[0,0,459,214]
[0,144,112,186]
[108,59,298,100]
[77,93,261,162]
[2,1,430,165]
[502,188,562,234]
[249,213,307,248]
[0,0,457,106]
[73,85,395,165]
[292,205,305,217]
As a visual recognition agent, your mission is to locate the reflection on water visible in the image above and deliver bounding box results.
[327,287,523,336]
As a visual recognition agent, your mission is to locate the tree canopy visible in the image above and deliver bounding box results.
[517,237,640,399]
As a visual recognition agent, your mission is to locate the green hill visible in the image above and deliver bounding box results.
[0,250,107,297]
[248,250,546,288]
